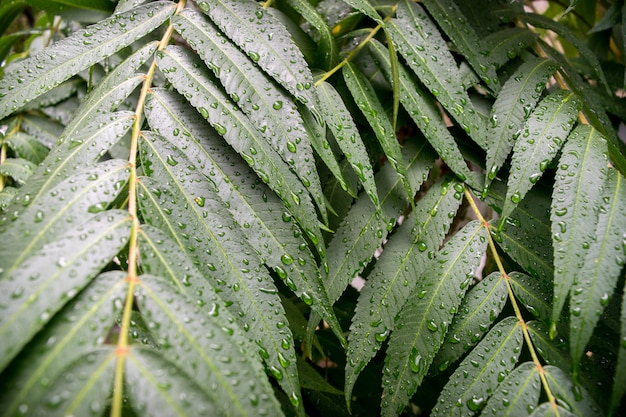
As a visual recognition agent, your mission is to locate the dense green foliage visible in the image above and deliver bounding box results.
[0,0,625,416]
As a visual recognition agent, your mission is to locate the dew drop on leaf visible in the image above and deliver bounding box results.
[409,347,422,373]
[466,396,485,411]
[301,292,313,305]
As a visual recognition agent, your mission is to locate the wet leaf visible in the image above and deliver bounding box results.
[431,317,523,417]
[481,362,541,417]
[382,220,489,417]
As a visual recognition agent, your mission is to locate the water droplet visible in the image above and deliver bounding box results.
[409,347,422,373]
[427,320,438,332]
[277,352,291,368]
[510,192,521,204]
[554,207,567,216]
[34,210,44,223]
[301,292,313,305]
[272,100,283,110]
[286,141,296,153]
[416,241,427,252]
[281,254,294,265]
[375,329,390,342]
[213,123,227,135]
[198,107,209,118]
[166,155,178,166]
[466,396,484,411]
[249,51,260,62]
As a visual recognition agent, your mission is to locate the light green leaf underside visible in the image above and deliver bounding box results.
[433,271,509,372]
[481,362,541,417]
[28,347,116,417]
[125,347,222,416]
[432,317,523,417]
[343,62,412,205]
[4,132,50,164]
[0,157,36,184]
[155,45,324,258]
[137,134,302,412]
[0,159,129,278]
[503,90,581,218]
[198,0,319,110]
[0,1,173,119]
[550,125,609,331]
[345,176,463,402]
[382,220,489,417]
[59,40,156,142]
[0,272,127,416]
[20,114,63,148]
[172,10,326,222]
[543,365,603,417]
[485,56,557,184]
[142,88,344,345]
[317,80,379,209]
[136,275,284,417]
[569,168,626,368]
[368,38,475,188]
[12,111,134,210]
[388,0,484,148]
[0,210,130,371]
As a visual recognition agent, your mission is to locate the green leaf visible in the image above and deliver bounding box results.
[317,80,380,209]
[433,271,509,373]
[0,159,129,278]
[529,403,578,417]
[60,40,156,142]
[27,347,116,416]
[197,0,319,110]
[482,27,538,72]
[284,0,337,68]
[481,362,541,417]
[502,90,581,218]
[521,13,611,94]
[143,88,345,342]
[172,10,326,222]
[485,57,557,184]
[368,39,475,188]
[345,176,463,401]
[125,347,222,416]
[307,141,435,346]
[569,168,626,369]
[544,365,603,417]
[550,125,609,335]
[0,186,18,209]
[0,1,174,119]
[155,45,324,258]
[423,0,499,91]
[509,271,553,322]
[297,356,343,396]
[339,0,381,22]
[431,317,523,417]
[20,114,64,148]
[12,111,134,209]
[0,271,126,416]
[612,285,626,412]
[4,132,50,164]
[343,62,412,205]
[137,133,303,412]
[488,180,554,282]
[135,275,285,417]
[0,210,131,371]
[0,157,36,184]
[388,0,484,148]
[382,220,489,417]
